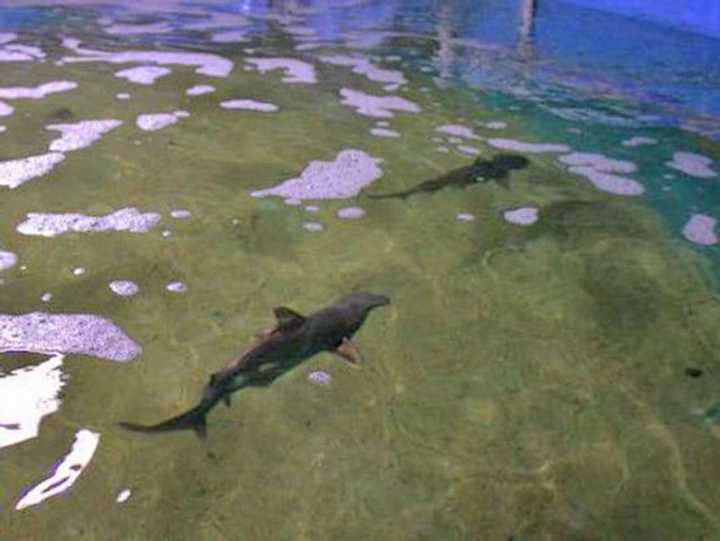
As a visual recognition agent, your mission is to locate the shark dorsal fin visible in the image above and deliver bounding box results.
[273,306,306,332]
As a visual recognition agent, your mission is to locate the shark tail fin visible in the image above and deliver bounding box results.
[119,404,209,440]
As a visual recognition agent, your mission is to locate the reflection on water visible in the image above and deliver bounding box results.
[0,0,718,538]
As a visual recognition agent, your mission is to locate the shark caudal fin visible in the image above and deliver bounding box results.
[119,405,209,439]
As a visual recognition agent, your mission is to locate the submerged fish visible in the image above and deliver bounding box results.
[367,154,529,200]
[119,292,390,439]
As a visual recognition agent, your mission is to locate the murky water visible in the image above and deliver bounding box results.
[1,1,720,539]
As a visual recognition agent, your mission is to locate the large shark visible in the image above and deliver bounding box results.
[367,154,529,200]
[119,292,390,439]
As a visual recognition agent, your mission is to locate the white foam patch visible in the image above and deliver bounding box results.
[622,136,657,147]
[0,81,77,100]
[61,38,233,78]
[109,280,139,296]
[0,102,12,116]
[115,65,171,85]
[137,111,188,131]
[683,214,718,246]
[0,153,66,189]
[487,138,570,153]
[0,33,16,46]
[558,153,637,174]
[0,353,66,449]
[0,125,6,134]
[457,145,481,156]
[220,99,278,112]
[116,93,130,100]
[568,166,645,196]
[370,128,400,138]
[504,207,539,225]
[336,207,366,219]
[0,250,17,271]
[46,120,122,152]
[484,121,507,130]
[17,207,161,237]
[251,149,383,200]
[339,88,420,118]
[318,55,406,86]
[666,152,717,179]
[436,124,483,141]
[166,281,187,293]
[104,22,173,35]
[186,85,215,96]
[15,429,100,511]
[302,221,324,232]
[457,213,475,222]
[2,44,45,62]
[211,30,248,43]
[0,312,141,362]
[116,488,132,503]
[246,57,317,84]
[170,208,192,219]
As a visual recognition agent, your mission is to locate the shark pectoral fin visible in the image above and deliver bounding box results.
[333,337,364,365]
[273,307,306,332]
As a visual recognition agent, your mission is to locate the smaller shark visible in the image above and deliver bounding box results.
[367,154,529,200]
[119,292,390,439]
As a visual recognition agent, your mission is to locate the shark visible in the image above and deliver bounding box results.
[119,292,390,439]
[367,154,529,200]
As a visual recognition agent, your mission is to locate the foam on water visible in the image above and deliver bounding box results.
[484,121,507,130]
[17,208,161,237]
[0,33,16,45]
[116,93,130,100]
[0,312,141,362]
[337,207,366,219]
[307,370,332,385]
[558,152,637,174]
[0,250,17,271]
[251,149,383,200]
[186,85,215,96]
[370,127,400,138]
[72,267,85,276]
[436,124,483,140]
[622,136,657,147]
[457,145,481,156]
[220,99,279,112]
[488,138,570,153]
[318,55,406,86]
[16,429,100,510]
[109,280,139,296]
[0,353,66,449]
[46,119,122,152]
[683,214,718,245]
[302,221,324,232]
[339,88,420,118]
[0,153,66,189]
[115,65,171,85]
[170,208,192,219]
[666,152,717,179]
[211,30,248,43]
[61,38,233,77]
[0,125,7,134]
[0,81,77,100]
[503,207,539,225]
[568,166,645,196]
[457,213,475,221]
[246,57,317,84]
[116,489,132,504]
[166,281,187,293]
[137,111,188,131]
[0,101,13,116]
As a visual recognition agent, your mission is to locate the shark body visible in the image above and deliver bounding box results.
[119,292,390,438]
[367,154,529,200]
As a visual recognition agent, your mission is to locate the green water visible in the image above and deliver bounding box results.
[1,7,720,541]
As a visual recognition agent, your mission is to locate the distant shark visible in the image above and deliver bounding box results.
[119,292,390,439]
[367,154,529,200]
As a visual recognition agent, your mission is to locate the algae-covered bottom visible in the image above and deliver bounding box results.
[1,5,720,541]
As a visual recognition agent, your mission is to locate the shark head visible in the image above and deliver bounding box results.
[340,292,391,313]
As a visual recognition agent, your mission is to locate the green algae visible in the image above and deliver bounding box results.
[1,32,720,541]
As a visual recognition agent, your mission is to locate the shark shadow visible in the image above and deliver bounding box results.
[367,154,530,201]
